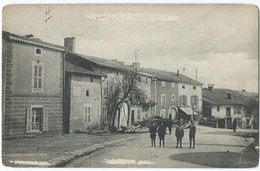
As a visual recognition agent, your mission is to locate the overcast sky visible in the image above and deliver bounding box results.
[3,4,258,92]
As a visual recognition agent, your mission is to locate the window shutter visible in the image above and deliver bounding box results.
[26,107,32,133]
[43,108,48,131]
[179,96,183,106]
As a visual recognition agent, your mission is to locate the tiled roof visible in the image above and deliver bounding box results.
[202,88,257,105]
[3,31,65,51]
[235,91,259,102]
[139,67,203,85]
[68,52,133,72]
[65,61,106,77]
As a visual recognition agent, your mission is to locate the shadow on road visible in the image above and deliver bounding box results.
[169,151,258,168]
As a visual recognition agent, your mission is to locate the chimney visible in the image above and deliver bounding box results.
[242,89,246,92]
[133,62,140,71]
[208,84,214,91]
[64,37,76,52]
[177,70,180,77]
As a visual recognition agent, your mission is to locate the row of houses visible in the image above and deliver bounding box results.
[2,31,258,137]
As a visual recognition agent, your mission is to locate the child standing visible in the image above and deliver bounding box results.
[186,120,196,149]
[175,122,184,148]
[149,122,157,147]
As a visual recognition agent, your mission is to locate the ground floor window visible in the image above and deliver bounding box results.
[84,105,91,123]
[26,106,48,133]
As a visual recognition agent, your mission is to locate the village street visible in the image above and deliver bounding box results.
[66,126,258,168]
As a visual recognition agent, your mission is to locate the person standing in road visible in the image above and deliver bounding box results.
[149,122,157,147]
[167,119,173,134]
[175,122,184,148]
[185,120,196,149]
[232,118,237,132]
[158,122,166,147]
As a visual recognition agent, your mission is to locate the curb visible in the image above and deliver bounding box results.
[48,136,135,167]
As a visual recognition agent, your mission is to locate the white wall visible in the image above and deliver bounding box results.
[178,83,202,111]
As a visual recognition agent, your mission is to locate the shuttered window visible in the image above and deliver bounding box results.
[179,95,187,106]
[84,105,91,123]
[190,96,198,108]
[32,61,44,93]
[26,106,48,133]
[161,94,166,107]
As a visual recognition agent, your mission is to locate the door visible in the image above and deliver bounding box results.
[169,107,177,120]
[131,110,135,125]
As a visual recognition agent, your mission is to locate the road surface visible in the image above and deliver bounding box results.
[66,127,257,168]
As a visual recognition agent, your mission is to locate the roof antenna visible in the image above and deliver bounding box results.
[135,50,137,63]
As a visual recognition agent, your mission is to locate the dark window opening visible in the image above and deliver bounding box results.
[86,89,89,96]
[90,77,93,82]
[36,48,42,55]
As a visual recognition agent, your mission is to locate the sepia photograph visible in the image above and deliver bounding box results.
[1,1,259,168]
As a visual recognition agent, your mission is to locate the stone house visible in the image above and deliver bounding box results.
[140,68,203,122]
[2,31,64,137]
[202,85,259,129]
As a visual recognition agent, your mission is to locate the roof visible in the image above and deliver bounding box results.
[235,91,259,102]
[65,61,106,77]
[68,52,133,72]
[139,67,203,86]
[3,31,65,51]
[202,88,257,106]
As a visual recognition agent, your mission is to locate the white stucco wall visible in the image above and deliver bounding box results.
[178,83,202,111]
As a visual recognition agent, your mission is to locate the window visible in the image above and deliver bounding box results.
[182,85,185,89]
[138,110,141,119]
[103,87,108,97]
[162,82,165,86]
[217,106,220,111]
[101,106,107,124]
[235,106,242,114]
[226,107,231,117]
[35,48,42,56]
[32,61,44,93]
[172,94,175,101]
[145,77,148,84]
[227,93,232,99]
[26,106,48,133]
[84,105,91,123]
[72,85,81,97]
[86,89,89,96]
[193,86,196,90]
[179,95,187,106]
[171,83,175,87]
[161,94,166,107]
[90,77,93,82]
[190,96,198,107]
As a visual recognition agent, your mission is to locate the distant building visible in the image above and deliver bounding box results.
[2,31,65,137]
[140,68,203,122]
[202,85,259,129]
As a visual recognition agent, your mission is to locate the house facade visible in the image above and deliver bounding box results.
[64,61,106,133]
[140,68,203,122]
[2,31,64,137]
[202,85,259,129]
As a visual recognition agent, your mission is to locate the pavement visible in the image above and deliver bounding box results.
[1,125,259,168]
[2,132,135,167]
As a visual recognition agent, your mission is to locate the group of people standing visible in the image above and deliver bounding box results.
[149,120,196,149]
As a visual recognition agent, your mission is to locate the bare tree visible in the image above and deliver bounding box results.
[106,70,155,130]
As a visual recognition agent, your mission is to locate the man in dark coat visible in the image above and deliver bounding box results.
[149,122,157,147]
[233,118,237,132]
[186,120,196,149]
[175,122,184,148]
[167,119,173,134]
[158,122,166,147]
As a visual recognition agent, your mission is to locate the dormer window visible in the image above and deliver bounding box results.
[227,93,232,100]
[35,48,42,56]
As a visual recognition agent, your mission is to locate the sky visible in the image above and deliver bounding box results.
[2,4,259,92]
